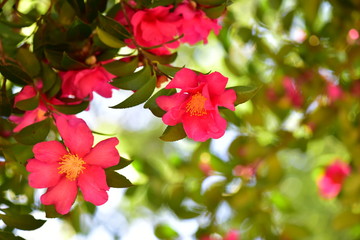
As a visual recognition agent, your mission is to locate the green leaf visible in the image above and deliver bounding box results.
[86,0,108,22]
[144,88,176,117]
[230,85,260,105]
[14,118,51,145]
[194,0,226,6]
[44,49,63,70]
[97,13,131,40]
[16,48,41,77]
[103,57,139,77]
[96,27,126,49]
[111,65,151,90]
[160,124,187,142]
[0,85,11,117]
[154,224,179,240]
[0,212,46,231]
[15,92,39,111]
[44,205,62,218]
[61,52,88,70]
[107,157,133,171]
[0,231,25,240]
[53,101,89,115]
[111,71,156,108]
[105,171,133,188]
[142,51,177,65]
[66,0,86,20]
[41,63,59,93]
[237,27,253,42]
[156,64,182,77]
[0,64,32,86]
[202,4,226,19]
[66,19,92,41]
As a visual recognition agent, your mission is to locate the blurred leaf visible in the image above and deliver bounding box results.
[202,4,226,19]
[281,224,311,239]
[195,0,226,6]
[14,118,51,145]
[283,10,295,32]
[67,0,86,21]
[0,231,25,240]
[107,157,133,171]
[16,48,41,77]
[333,211,360,230]
[269,0,282,9]
[144,88,176,117]
[106,171,133,188]
[96,27,126,49]
[0,64,32,86]
[160,124,187,142]
[44,205,62,219]
[15,92,39,111]
[0,212,45,230]
[103,57,139,77]
[111,71,156,108]
[231,85,260,105]
[237,27,253,42]
[61,52,88,70]
[0,85,11,117]
[66,19,92,41]
[85,0,108,22]
[53,101,89,115]
[154,224,179,240]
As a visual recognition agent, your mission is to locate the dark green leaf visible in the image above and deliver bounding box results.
[160,124,187,142]
[111,71,156,108]
[86,0,108,22]
[15,92,39,111]
[96,27,126,48]
[144,88,176,117]
[53,101,89,115]
[111,65,151,90]
[67,0,86,20]
[0,213,46,231]
[237,27,253,42]
[41,63,59,93]
[142,51,177,65]
[97,13,131,40]
[61,52,88,70]
[44,205,62,218]
[195,0,226,6]
[103,57,139,77]
[202,4,226,19]
[66,19,92,41]
[44,49,63,70]
[107,157,133,171]
[106,171,133,188]
[0,64,32,86]
[14,118,51,145]
[230,85,260,105]
[16,48,41,77]
[156,64,182,77]
[154,224,179,239]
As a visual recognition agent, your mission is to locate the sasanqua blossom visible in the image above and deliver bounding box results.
[156,68,236,142]
[317,160,350,199]
[26,116,120,214]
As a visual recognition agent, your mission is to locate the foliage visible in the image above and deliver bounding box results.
[0,0,360,239]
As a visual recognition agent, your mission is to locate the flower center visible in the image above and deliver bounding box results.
[58,153,86,181]
[186,92,207,116]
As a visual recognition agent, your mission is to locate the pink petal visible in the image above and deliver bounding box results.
[201,71,228,96]
[33,141,68,163]
[84,138,120,168]
[26,159,61,188]
[56,116,93,157]
[166,68,198,90]
[78,165,109,205]
[156,93,188,111]
[318,176,341,199]
[215,89,237,110]
[40,177,78,215]
[14,85,37,104]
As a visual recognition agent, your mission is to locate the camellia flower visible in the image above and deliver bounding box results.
[26,116,120,214]
[59,64,116,100]
[130,5,181,55]
[317,160,350,199]
[174,1,222,45]
[282,76,303,108]
[156,68,237,142]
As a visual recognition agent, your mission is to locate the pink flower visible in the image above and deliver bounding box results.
[59,65,116,100]
[130,6,181,55]
[317,160,350,199]
[26,116,120,214]
[156,68,236,142]
[224,230,240,240]
[282,76,303,108]
[174,2,221,45]
[326,82,343,102]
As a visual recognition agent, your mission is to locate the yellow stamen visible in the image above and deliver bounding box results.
[185,92,207,116]
[58,153,86,181]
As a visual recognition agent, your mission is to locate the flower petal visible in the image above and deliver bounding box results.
[33,141,67,163]
[215,89,237,110]
[156,93,188,111]
[201,71,228,96]
[56,116,93,157]
[166,68,198,90]
[78,165,109,206]
[40,177,78,215]
[84,138,120,168]
[27,159,61,188]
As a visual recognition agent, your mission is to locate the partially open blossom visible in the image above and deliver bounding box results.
[10,84,73,132]
[59,65,116,100]
[156,68,236,142]
[130,6,181,55]
[174,1,221,45]
[26,116,120,214]
[317,160,350,199]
